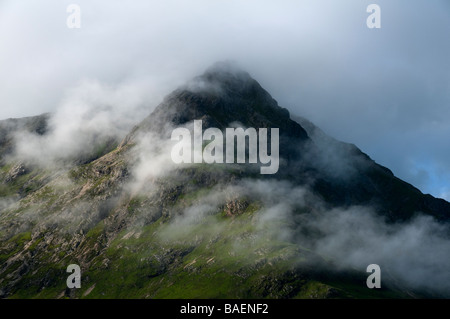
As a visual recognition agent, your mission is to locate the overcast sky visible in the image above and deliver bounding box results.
[1,0,450,200]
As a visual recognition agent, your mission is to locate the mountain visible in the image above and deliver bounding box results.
[126,62,450,223]
[1,62,449,299]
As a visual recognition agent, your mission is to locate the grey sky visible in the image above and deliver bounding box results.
[1,0,449,200]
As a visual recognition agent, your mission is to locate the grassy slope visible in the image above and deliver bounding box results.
[0,151,411,299]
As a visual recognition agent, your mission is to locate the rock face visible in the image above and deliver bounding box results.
[0,62,449,299]
[4,163,28,183]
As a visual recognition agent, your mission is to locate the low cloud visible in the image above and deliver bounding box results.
[11,79,152,168]
[148,175,450,296]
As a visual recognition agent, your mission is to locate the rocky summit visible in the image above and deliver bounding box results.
[1,62,450,299]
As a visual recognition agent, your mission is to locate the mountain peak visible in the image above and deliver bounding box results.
[132,62,309,141]
[203,60,249,77]
[200,60,253,86]
[184,60,264,100]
